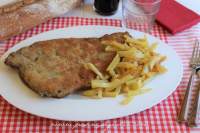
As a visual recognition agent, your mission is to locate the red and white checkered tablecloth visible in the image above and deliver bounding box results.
[0,17,200,132]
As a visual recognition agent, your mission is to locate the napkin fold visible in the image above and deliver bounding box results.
[156,0,200,34]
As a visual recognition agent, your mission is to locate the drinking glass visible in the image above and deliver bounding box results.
[122,0,161,33]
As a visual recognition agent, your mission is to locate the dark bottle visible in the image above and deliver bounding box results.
[94,0,120,16]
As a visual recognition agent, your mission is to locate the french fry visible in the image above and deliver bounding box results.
[115,86,121,95]
[149,42,158,51]
[122,85,129,93]
[86,63,104,79]
[107,54,120,75]
[149,55,163,70]
[154,64,167,73]
[102,41,129,50]
[121,95,134,105]
[103,91,117,97]
[82,90,97,97]
[91,80,110,88]
[124,35,148,48]
[105,46,118,52]
[82,33,167,105]
[118,48,144,59]
[127,88,151,97]
[92,75,133,89]
[117,62,136,69]
[97,88,103,98]
[128,79,143,90]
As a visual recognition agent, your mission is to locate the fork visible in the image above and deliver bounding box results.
[177,39,200,123]
[188,40,200,127]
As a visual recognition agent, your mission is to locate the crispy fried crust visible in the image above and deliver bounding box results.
[5,32,129,98]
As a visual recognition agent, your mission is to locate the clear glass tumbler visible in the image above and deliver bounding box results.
[122,0,161,33]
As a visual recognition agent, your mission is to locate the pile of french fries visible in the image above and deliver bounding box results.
[83,34,167,105]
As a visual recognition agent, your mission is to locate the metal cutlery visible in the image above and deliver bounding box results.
[187,40,200,127]
[178,39,200,124]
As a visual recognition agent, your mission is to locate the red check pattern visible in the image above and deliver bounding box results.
[0,17,200,132]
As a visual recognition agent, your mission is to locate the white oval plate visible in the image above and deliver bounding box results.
[0,26,183,121]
